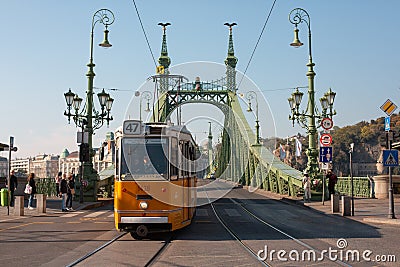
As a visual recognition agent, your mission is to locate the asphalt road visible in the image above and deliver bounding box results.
[1,180,398,267]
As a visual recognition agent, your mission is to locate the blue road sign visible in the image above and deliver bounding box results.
[383,150,398,167]
[319,146,333,163]
[385,117,391,131]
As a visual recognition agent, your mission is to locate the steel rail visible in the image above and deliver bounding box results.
[215,181,352,267]
[66,232,127,267]
[201,186,269,267]
[143,234,173,267]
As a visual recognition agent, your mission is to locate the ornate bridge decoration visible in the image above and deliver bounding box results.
[144,22,304,197]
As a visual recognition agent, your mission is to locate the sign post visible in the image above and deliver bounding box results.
[319,119,334,206]
[380,99,397,219]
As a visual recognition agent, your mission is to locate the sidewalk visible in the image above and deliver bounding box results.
[301,196,400,226]
[237,183,400,226]
[0,196,113,217]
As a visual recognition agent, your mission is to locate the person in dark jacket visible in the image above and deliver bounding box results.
[66,174,75,211]
[27,173,37,209]
[327,170,338,199]
[55,172,62,197]
[59,174,68,212]
[9,170,18,207]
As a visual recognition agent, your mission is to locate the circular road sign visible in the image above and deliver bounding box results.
[321,117,333,130]
[320,133,333,146]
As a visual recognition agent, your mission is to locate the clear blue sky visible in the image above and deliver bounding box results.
[1,0,399,159]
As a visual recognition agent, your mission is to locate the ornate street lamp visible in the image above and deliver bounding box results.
[245,91,260,146]
[288,8,336,179]
[139,91,152,121]
[63,9,115,202]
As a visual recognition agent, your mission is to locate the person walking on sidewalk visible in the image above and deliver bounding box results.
[66,174,75,211]
[59,174,68,212]
[302,172,311,202]
[55,172,62,197]
[9,170,18,207]
[27,173,37,209]
[327,170,338,199]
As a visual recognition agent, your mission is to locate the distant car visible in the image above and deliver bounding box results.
[210,173,215,179]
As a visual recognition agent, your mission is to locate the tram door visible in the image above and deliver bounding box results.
[181,141,190,222]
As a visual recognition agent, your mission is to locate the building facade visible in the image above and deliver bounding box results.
[10,158,31,176]
[30,154,59,178]
[0,156,7,178]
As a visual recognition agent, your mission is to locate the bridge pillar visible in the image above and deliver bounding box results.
[14,196,24,216]
[331,194,339,213]
[37,194,46,213]
[341,196,351,216]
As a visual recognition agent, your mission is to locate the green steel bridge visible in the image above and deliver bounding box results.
[146,23,304,197]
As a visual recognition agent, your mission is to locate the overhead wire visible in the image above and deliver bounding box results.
[132,0,157,67]
[237,0,277,91]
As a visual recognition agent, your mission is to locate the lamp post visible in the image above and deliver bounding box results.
[245,91,260,146]
[288,8,336,179]
[349,143,355,216]
[139,91,152,121]
[63,9,115,202]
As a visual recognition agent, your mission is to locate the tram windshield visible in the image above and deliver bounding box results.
[120,137,168,180]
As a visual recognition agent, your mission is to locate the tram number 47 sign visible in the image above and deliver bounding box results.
[319,146,333,163]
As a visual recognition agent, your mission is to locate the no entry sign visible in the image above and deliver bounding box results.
[320,133,332,146]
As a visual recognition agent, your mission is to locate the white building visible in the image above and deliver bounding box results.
[30,154,59,178]
[59,149,80,177]
[11,158,31,175]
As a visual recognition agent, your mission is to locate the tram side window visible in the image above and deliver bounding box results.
[115,147,120,181]
[170,137,178,180]
[179,141,190,178]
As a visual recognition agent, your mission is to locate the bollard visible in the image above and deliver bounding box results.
[14,196,24,216]
[331,194,339,213]
[341,195,351,216]
[36,194,46,213]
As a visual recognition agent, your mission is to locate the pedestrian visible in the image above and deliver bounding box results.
[66,174,75,211]
[55,172,62,197]
[59,173,68,212]
[27,173,37,209]
[327,170,338,199]
[9,170,18,207]
[302,172,311,202]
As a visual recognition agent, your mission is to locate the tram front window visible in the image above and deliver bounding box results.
[120,138,168,180]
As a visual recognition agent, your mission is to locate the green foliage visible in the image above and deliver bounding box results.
[331,113,400,175]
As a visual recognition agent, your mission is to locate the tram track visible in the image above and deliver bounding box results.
[202,186,269,266]
[66,232,173,267]
[143,233,174,267]
[66,232,128,267]
[203,180,352,266]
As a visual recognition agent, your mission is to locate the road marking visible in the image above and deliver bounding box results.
[61,211,84,218]
[0,222,53,232]
[84,211,108,218]
[225,209,241,217]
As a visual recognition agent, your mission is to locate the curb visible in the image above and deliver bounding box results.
[80,199,114,210]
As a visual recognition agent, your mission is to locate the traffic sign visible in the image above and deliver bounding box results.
[383,150,398,167]
[319,146,333,163]
[380,99,397,116]
[320,133,333,146]
[385,117,390,131]
[321,117,333,130]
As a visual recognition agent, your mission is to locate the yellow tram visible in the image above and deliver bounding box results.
[114,120,197,238]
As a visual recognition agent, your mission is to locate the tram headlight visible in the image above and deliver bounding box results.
[139,201,148,210]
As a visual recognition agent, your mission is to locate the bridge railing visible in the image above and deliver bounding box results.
[35,178,57,197]
[335,177,371,198]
